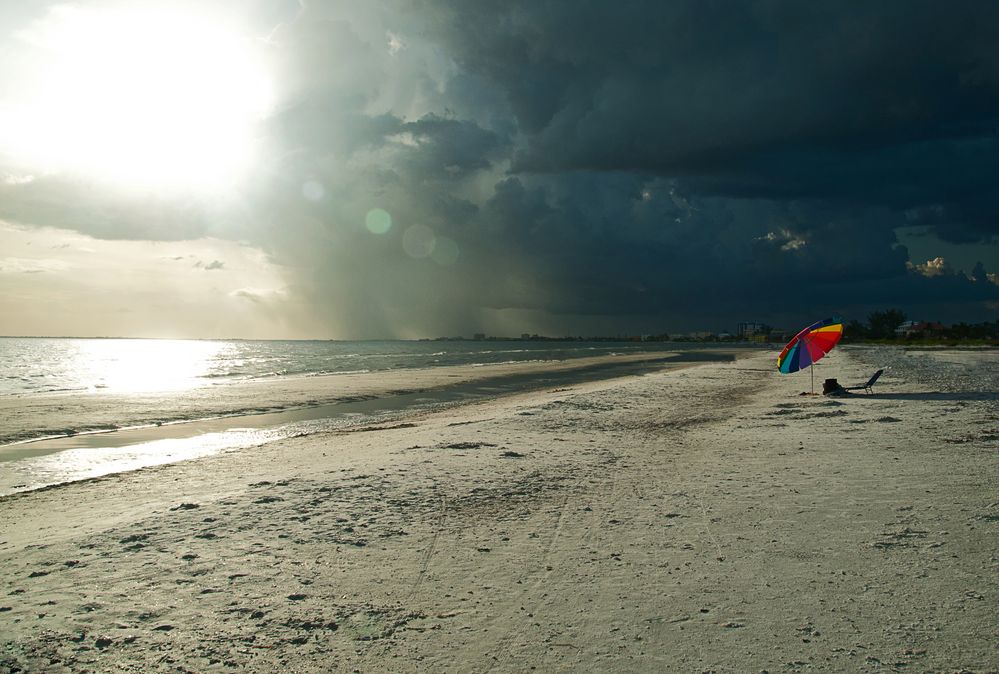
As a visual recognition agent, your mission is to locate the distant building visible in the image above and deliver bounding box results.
[737,321,770,339]
[473,333,486,341]
[895,321,946,337]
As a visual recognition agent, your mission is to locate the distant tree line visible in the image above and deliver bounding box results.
[844,310,999,342]
[432,312,997,344]
[845,309,907,340]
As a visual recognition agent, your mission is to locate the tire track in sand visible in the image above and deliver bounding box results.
[409,492,448,600]
[483,489,573,672]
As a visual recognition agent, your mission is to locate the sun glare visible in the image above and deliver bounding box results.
[76,338,225,393]
[1,5,274,193]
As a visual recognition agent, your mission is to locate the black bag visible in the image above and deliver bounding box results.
[822,378,843,395]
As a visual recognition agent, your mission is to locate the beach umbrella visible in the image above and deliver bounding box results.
[777,316,843,392]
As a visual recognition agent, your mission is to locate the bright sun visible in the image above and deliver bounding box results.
[1,5,273,193]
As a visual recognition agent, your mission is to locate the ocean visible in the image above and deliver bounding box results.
[0,337,744,495]
[0,337,684,396]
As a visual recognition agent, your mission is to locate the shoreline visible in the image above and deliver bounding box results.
[0,349,752,495]
[0,347,995,671]
[1,348,738,446]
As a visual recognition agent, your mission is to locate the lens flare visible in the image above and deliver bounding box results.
[365,208,392,234]
[402,224,435,258]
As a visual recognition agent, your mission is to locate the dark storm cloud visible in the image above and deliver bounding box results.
[420,0,999,240]
[473,173,929,319]
[3,0,999,337]
[398,114,510,177]
[373,0,999,331]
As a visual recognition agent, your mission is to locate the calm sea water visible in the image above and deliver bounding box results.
[0,337,682,396]
[0,337,723,494]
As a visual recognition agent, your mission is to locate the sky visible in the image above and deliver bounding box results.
[1,0,998,339]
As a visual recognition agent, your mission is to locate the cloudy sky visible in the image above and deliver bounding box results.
[1,0,998,339]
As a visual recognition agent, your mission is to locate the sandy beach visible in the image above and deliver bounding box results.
[1,346,996,672]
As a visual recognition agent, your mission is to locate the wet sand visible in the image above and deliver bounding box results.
[0,350,741,495]
[0,347,996,672]
[0,350,710,447]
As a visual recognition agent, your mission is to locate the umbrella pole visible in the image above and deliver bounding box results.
[811,365,814,394]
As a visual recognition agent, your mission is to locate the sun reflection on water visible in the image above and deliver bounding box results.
[72,339,227,393]
[1,427,279,495]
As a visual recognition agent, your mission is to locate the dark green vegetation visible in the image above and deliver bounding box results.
[843,310,999,345]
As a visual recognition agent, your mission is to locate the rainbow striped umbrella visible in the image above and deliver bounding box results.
[777,316,843,376]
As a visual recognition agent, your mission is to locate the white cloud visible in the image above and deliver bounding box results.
[229,287,287,303]
[759,229,807,252]
[908,256,951,277]
[0,222,295,337]
[387,31,405,55]
[0,256,68,273]
[3,173,35,185]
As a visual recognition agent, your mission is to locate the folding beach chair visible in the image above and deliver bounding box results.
[843,369,883,394]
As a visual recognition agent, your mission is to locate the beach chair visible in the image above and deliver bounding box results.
[844,369,883,394]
